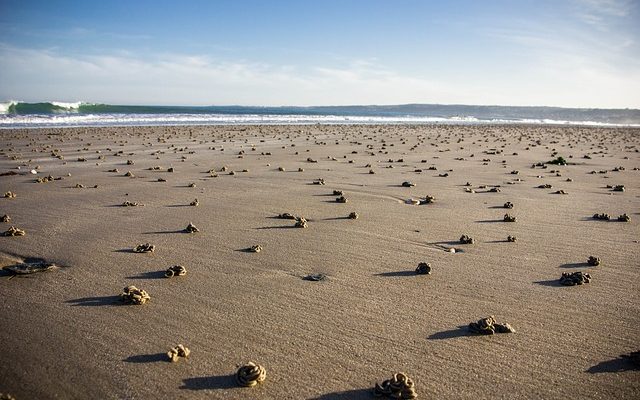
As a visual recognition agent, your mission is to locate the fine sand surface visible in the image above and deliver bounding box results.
[0,124,638,399]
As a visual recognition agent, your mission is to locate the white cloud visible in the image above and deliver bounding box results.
[0,43,638,108]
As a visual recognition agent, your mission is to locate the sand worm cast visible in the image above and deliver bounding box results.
[184,222,199,233]
[294,217,308,228]
[415,262,431,275]
[587,256,600,266]
[120,285,150,304]
[236,362,267,387]
[560,271,591,286]
[165,265,187,277]
[167,344,190,362]
[133,243,155,253]
[3,226,26,236]
[373,372,418,399]
[468,316,515,335]
[459,234,474,244]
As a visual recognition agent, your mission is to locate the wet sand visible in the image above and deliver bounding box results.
[0,124,638,399]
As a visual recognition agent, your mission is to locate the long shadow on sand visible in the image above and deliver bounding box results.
[308,388,372,399]
[126,270,166,279]
[255,225,298,230]
[587,355,640,373]
[374,270,416,277]
[66,295,122,306]
[533,279,563,287]
[180,374,236,391]
[123,353,167,363]
[559,262,589,269]
[143,230,187,235]
[428,326,471,340]
[475,219,504,224]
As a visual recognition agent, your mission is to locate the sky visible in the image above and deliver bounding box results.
[0,0,639,108]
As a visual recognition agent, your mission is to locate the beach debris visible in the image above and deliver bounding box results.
[548,156,568,165]
[189,198,199,206]
[124,171,134,177]
[618,213,630,222]
[459,234,474,244]
[4,191,16,198]
[278,166,286,172]
[3,226,25,236]
[333,190,343,196]
[507,235,517,242]
[294,217,308,228]
[1,214,10,222]
[593,213,610,221]
[560,271,591,286]
[503,214,517,222]
[236,361,267,387]
[298,168,304,172]
[248,244,262,253]
[587,256,601,266]
[554,190,568,195]
[126,160,134,165]
[488,187,501,193]
[307,157,317,163]
[406,199,420,205]
[120,285,150,304]
[36,175,54,183]
[538,184,553,189]
[165,265,187,278]
[612,185,625,192]
[184,222,199,233]
[122,201,141,207]
[503,201,514,209]
[74,183,85,188]
[415,262,432,275]
[465,188,475,193]
[168,167,174,172]
[369,169,376,174]
[3,261,56,275]
[188,182,196,188]
[167,344,190,362]
[468,316,515,335]
[303,273,327,281]
[336,196,348,203]
[313,178,326,185]
[401,181,416,187]
[133,243,155,253]
[108,168,119,173]
[373,372,418,399]
[348,211,359,219]
[420,195,435,204]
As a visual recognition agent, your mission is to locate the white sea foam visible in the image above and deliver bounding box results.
[50,101,83,110]
[0,113,638,128]
[0,100,19,114]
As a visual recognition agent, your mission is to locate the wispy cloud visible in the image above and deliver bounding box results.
[0,43,638,108]
[572,0,634,30]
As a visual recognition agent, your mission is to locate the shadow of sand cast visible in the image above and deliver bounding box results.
[428,326,471,340]
[180,374,237,391]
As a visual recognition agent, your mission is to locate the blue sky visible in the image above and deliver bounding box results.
[0,0,638,107]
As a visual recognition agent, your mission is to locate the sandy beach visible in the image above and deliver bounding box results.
[0,124,638,399]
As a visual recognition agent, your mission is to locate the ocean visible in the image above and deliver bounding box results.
[1,101,639,128]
